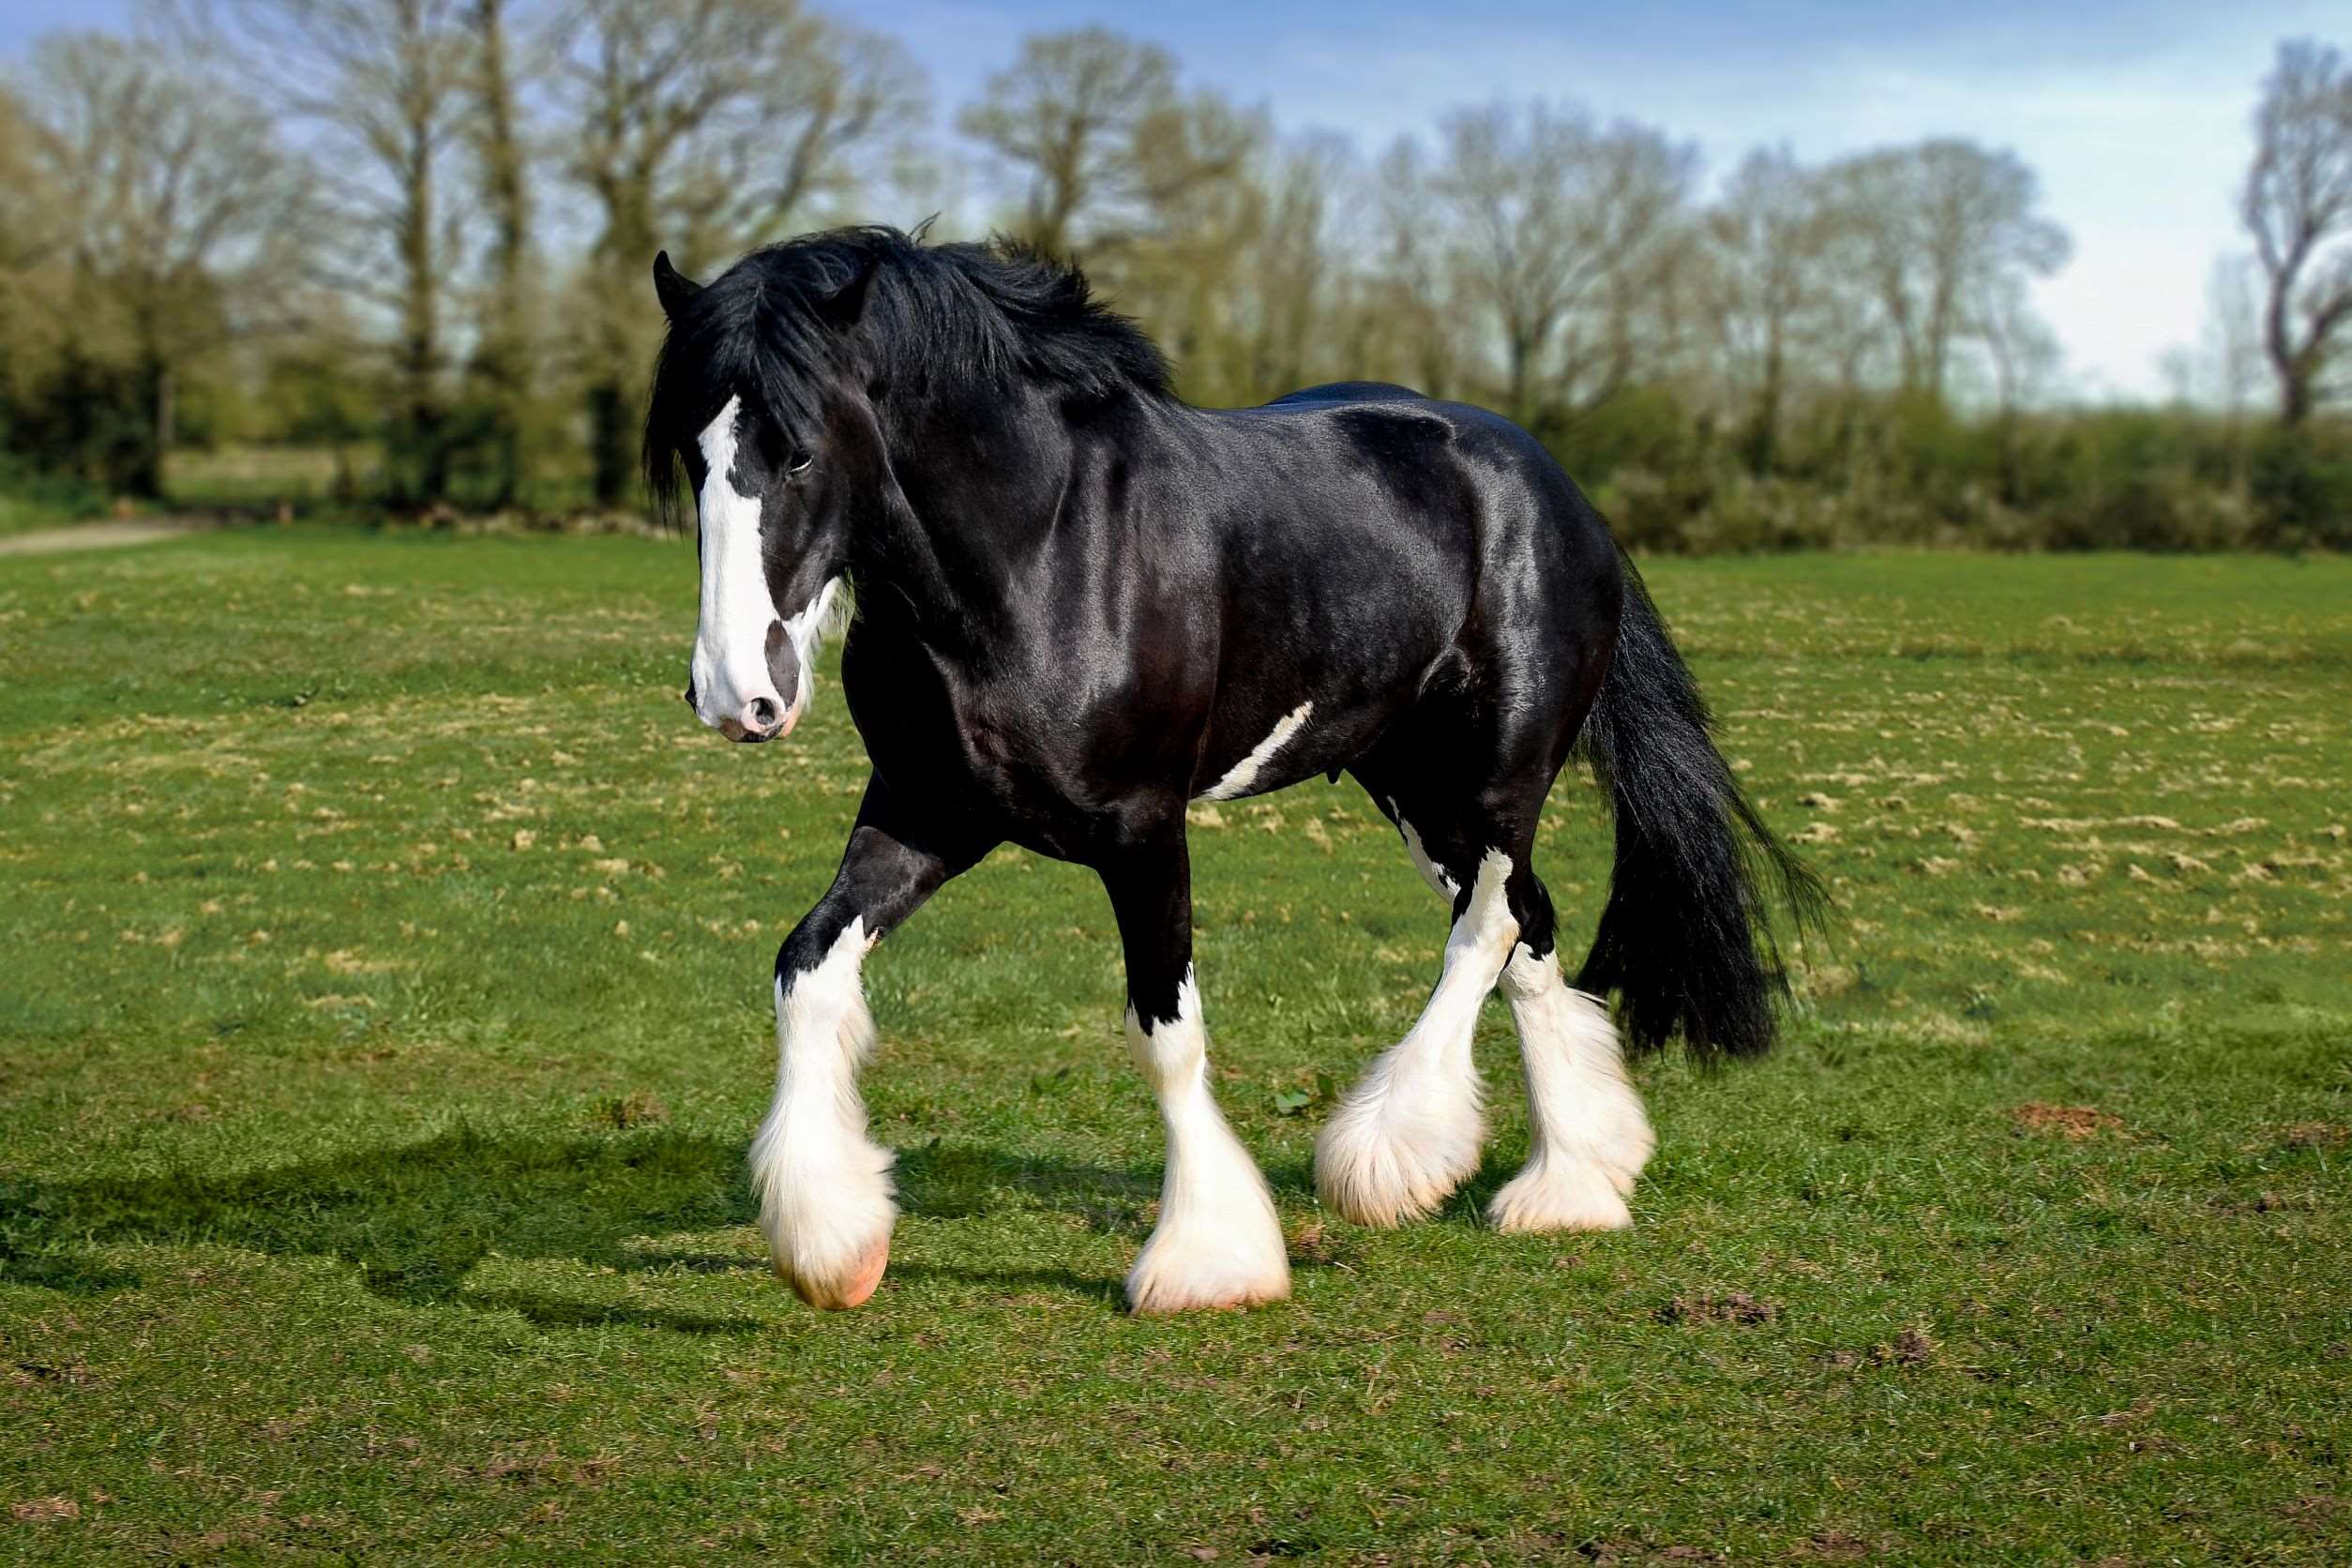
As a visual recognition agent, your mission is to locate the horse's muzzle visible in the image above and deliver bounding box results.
[685,682,790,743]
[718,708,790,744]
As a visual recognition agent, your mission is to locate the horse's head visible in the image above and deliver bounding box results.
[644,249,882,745]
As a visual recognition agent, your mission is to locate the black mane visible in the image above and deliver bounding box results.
[643,226,1171,522]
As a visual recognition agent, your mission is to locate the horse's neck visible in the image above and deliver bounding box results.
[852,389,1101,641]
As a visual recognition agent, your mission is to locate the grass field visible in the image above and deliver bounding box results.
[2,533,2346,1562]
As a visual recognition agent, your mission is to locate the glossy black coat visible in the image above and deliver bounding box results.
[645,230,1811,1054]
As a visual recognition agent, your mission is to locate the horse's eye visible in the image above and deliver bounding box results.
[787,450,813,476]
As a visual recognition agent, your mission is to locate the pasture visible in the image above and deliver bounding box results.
[2,533,2345,1561]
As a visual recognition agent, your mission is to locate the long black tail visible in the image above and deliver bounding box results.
[1575,558,1828,1061]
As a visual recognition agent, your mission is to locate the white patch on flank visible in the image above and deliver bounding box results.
[1392,806,1459,900]
[1202,701,1315,801]
[687,395,785,733]
[1316,849,1516,1226]
[749,918,896,1302]
[1124,970,1290,1314]
[1486,944,1654,1232]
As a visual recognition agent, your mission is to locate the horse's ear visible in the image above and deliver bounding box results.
[818,255,880,329]
[653,250,701,321]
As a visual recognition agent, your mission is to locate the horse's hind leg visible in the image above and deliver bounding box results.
[1322,765,1653,1231]
[1488,871,1654,1232]
[1315,799,1522,1227]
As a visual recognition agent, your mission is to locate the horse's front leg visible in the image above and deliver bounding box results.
[755,778,984,1309]
[1101,823,1290,1315]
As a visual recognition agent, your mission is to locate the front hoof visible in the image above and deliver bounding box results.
[781,1235,891,1310]
[1485,1160,1635,1234]
[1124,1256,1290,1317]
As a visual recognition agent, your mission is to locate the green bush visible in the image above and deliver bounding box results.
[1555,387,2344,553]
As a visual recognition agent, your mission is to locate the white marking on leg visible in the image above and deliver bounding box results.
[1392,806,1459,900]
[688,395,788,735]
[1202,701,1315,800]
[1487,944,1655,1232]
[1124,971,1290,1314]
[1317,849,1516,1226]
[749,918,897,1307]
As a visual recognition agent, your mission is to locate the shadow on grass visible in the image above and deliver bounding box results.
[885,1262,1129,1306]
[458,1289,772,1335]
[0,1124,1214,1318]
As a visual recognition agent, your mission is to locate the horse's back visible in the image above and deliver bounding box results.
[1175,382,1621,799]
[1265,381,1429,407]
[1239,383,1617,587]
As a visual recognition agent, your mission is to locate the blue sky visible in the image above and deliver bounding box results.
[6,1,2341,399]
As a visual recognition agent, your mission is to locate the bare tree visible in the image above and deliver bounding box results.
[1244,133,1353,399]
[957,28,1182,257]
[2241,38,2352,427]
[1825,139,2070,400]
[955,24,1259,276]
[2164,254,2269,419]
[170,0,477,505]
[1702,146,1835,474]
[9,32,310,495]
[550,0,927,505]
[1076,90,1270,404]
[0,85,64,455]
[0,87,64,273]
[1970,278,2059,415]
[1101,86,1261,255]
[1425,101,1695,428]
[1969,277,2060,500]
[467,0,534,507]
[1352,140,1461,400]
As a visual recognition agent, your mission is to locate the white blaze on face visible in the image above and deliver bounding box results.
[688,395,785,735]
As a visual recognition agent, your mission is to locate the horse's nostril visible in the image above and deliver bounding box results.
[746,696,779,731]
[682,685,696,707]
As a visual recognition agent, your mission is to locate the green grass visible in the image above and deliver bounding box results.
[162,445,604,517]
[2,535,2346,1561]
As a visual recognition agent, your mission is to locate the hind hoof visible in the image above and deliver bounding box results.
[783,1236,890,1310]
[1314,1104,1485,1228]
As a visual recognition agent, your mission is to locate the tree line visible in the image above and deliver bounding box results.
[0,6,2346,550]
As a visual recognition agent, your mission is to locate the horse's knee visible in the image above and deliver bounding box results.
[774,900,860,990]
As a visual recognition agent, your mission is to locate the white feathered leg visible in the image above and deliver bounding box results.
[1124,972,1290,1315]
[1486,944,1654,1232]
[749,919,897,1308]
[1316,849,1518,1226]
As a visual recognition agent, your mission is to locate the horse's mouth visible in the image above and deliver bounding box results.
[716,716,789,744]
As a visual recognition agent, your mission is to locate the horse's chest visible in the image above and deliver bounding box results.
[844,649,1068,806]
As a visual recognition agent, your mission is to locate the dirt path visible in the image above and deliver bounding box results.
[0,519,215,556]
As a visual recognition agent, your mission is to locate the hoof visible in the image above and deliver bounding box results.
[1124,1262,1290,1317]
[1313,1055,1485,1229]
[1314,1111,1484,1228]
[1485,1160,1636,1234]
[783,1235,890,1310]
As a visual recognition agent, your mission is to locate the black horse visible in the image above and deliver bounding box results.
[643,226,1817,1315]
